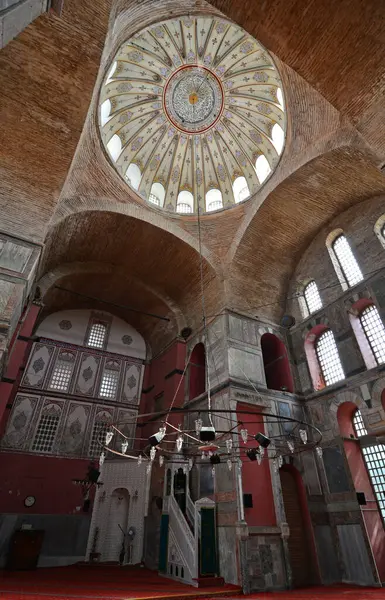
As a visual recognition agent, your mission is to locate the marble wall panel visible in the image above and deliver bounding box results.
[58,402,91,455]
[229,347,264,385]
[1,393,40,449]
[122,362,141,404]
[75,352,101,396]
[337,524,376,585]
[22,343,55,388]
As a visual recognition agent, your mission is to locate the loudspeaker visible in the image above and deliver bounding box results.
[356,492,367,506]
[243,493,253,508]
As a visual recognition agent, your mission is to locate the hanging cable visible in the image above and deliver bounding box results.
[197,205,213,427]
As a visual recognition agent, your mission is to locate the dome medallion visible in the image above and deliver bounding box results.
[164,66,224,133]
[99,16,286,215]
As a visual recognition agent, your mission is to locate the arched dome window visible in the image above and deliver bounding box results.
[271,123,284,155]
[315,329,345,387]
[277,88,284,108]
[149,182,165,207]
[100,100,112,127]
[125,163,141,190]
[303,281,322,315]
[255,155,271,184]
[233,177,250,203]
[206,189,223,212]
[176,190,194,213]
[106,61,117,83]
[107,135,122,162]
[374,214,385,250]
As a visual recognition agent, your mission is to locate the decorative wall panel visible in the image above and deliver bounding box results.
[59,402,91,455]
[323,446,350,493]
[0,239,32,273]
[75,352,101,396]
[22,343,55,388]
[122,363,141,404]
[1,394,40,450]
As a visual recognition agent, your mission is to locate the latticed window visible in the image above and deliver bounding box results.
[99,369,119,399]
[207,200,223,212]
[315,330,345,386]
[89,420,109,458]
[49,357,74,392]
[353,409,385,521]
[303,281,322,314]
[87,322,107,349]
[360,305,385,365]
[332,235,363,288]
[32,411,60,453]
[149,193,160,206]
[176,203,193,214]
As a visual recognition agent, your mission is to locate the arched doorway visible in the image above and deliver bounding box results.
[280,467,315,587]
[173,468,186,514]
[261,333,294,392]
[105,488,130,562]
[189,343,206,400]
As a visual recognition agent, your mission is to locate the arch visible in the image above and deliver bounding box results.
[149,182,165,207]
[105,487,130,563]
[370,376,385,409]
[125,163,141,190]
[233,177,250,203]
[206,188,223,212]
[189,343,206,400]
[374,214,385,250]
[280,464,319,586]
[349,299,385,369]
[260,333,294,392]
[305,325,345,390]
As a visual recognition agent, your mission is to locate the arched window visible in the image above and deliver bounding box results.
[331,234,363,288]
[255,155,271,184]
[100,100,112,127]
[271,123,284,155]
[177,190,194,213]
[360,305,385,365]
[125,163,141,190]
[189,343,206,400]
[374,214,385,250]
[206,189,223,212]
[233,177,250,203]
[303,281,322,315]
[107,134,122,162]
[315,329,345,386]
[261,333,294,392]
[353,409,385,520]
[149,182,165,207]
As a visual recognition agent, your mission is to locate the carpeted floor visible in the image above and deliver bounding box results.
[0,566,382,600]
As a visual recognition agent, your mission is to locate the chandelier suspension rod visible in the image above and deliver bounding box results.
[54,286,170,322]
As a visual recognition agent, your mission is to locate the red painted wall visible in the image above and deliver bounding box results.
[0,452,94,515]
[237,403,276,526]
[140,340,187,448]
[189,343,205,401]
[337,402,385,581]
[261,334,294,393]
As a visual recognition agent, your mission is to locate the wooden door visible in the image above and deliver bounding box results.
[280,470,313,587]
[6,530,45,570]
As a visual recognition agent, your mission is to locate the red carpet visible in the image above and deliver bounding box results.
[0,565,239,600]
[0,566,382,600]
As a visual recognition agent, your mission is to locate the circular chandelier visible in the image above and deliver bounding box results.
[99,408,322,476]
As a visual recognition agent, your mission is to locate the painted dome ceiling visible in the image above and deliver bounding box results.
[99,16,286,215]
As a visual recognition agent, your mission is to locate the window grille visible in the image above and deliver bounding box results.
[303,281,322,314]
[207,200,223,212]
[353,409,367,437]
[49,359,73,391]
[176,203,193,214]
[32,412,60,453]
[89,420,109,458]
[354,410,385,521]
[315,330,345,386]
[99,369,120,399]
[87,322,107,349]
[332,235,363,288]
[149,193,160,206]
[360,305,385,365]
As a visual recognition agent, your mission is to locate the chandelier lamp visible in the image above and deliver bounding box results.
[98,408,322,476]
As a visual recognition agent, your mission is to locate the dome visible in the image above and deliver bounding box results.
[99,16,286,215]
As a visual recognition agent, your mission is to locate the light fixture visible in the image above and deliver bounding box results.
[240,428,248,444]
[159,455,164,467]
[137,454,143,467]
[121,440,128,454]
[200,426,216,442]
[227,459,232,471]
[246,448,258,462]
[287,439,295,453]
[226,438,233,453]
[278,455,283,468]
[255,432,271,448]
[105,431,114,446]
[150,446,156,461]
[176,434,183,452]
[99,452,105,467]
[149,429,165,447]
[195,418,203,435]
[316,446,323,458]
[210,454,221,465]
[299,429,308,444]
